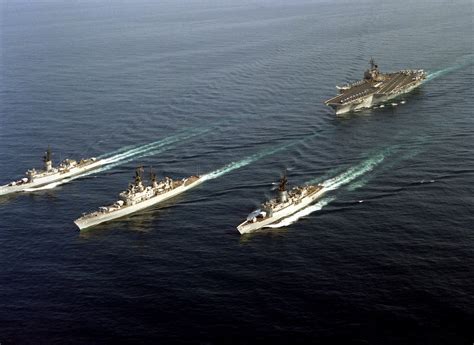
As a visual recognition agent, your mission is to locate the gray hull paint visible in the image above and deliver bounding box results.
[237,188,327,234]
[333,80,423,115]
[0,160,104,196]
[74,179,203,230]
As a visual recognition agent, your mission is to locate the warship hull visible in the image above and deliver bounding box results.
[237,187,326,234]
[0,159,104,196]
[74,177,203,230]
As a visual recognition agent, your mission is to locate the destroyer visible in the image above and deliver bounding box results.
[325,58,426,114]
[237,174,325,234]
[0,147,101,196]
[74,168,203,230]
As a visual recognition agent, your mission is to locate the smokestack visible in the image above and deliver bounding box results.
[278,190,288,203]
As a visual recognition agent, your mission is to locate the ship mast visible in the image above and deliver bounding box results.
[150,167,158,188]
[43,146,52,171]
[369,57,376,70]
[278,170,289,202]
[134,166,144,190]
[278,172,288,191]
[365,57,380,81]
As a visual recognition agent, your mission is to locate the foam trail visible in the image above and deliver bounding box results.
[201,141,297,181]
[25,144,180,191]
[322,158,381,191]
[264,150,390,226]
[257,150,389,229]
[266,197,336,228]
[305,166,348,185]
[29,128,317,192]
[425,54,473,82]
[98,144,137,159]
[346,144,425,192]
[346,178,369,192]
[24,129,210,191]
[317,149,391,192]
[101,128,209,165]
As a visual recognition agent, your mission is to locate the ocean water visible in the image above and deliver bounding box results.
[0,0,473,343]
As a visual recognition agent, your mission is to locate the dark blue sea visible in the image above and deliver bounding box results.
[1,0,473,343]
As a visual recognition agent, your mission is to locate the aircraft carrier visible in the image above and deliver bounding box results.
[325,59,426,114]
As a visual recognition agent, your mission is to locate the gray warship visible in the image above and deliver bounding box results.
[237,174,326,234]
[0,147,101,195]
[325,59,426,114]
[74,167,203,230]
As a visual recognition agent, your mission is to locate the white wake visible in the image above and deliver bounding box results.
[425,55,473,82]
[266,197,336,228]
[321,150,388,191]
[264,150,390,228]
[24,128,210,191]
[201,141,297,181]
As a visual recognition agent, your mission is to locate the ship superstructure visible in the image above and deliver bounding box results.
[0,147,101,196]
[237,174,326,234]
[325,59,426,114]
[74,168,203,230]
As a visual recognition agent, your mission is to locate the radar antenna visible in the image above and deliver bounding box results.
[278,170,288,192]
[149,167,157,184]
[134,166,144,185]
[369,57,379,70]
[43,146,52,163]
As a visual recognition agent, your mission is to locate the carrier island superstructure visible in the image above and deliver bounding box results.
[237,174,326,234]
[0,147,101,196]
[74,168,203,230]
[325,59,426,115]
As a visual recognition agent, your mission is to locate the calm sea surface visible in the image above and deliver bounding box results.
[1,0,473,343]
